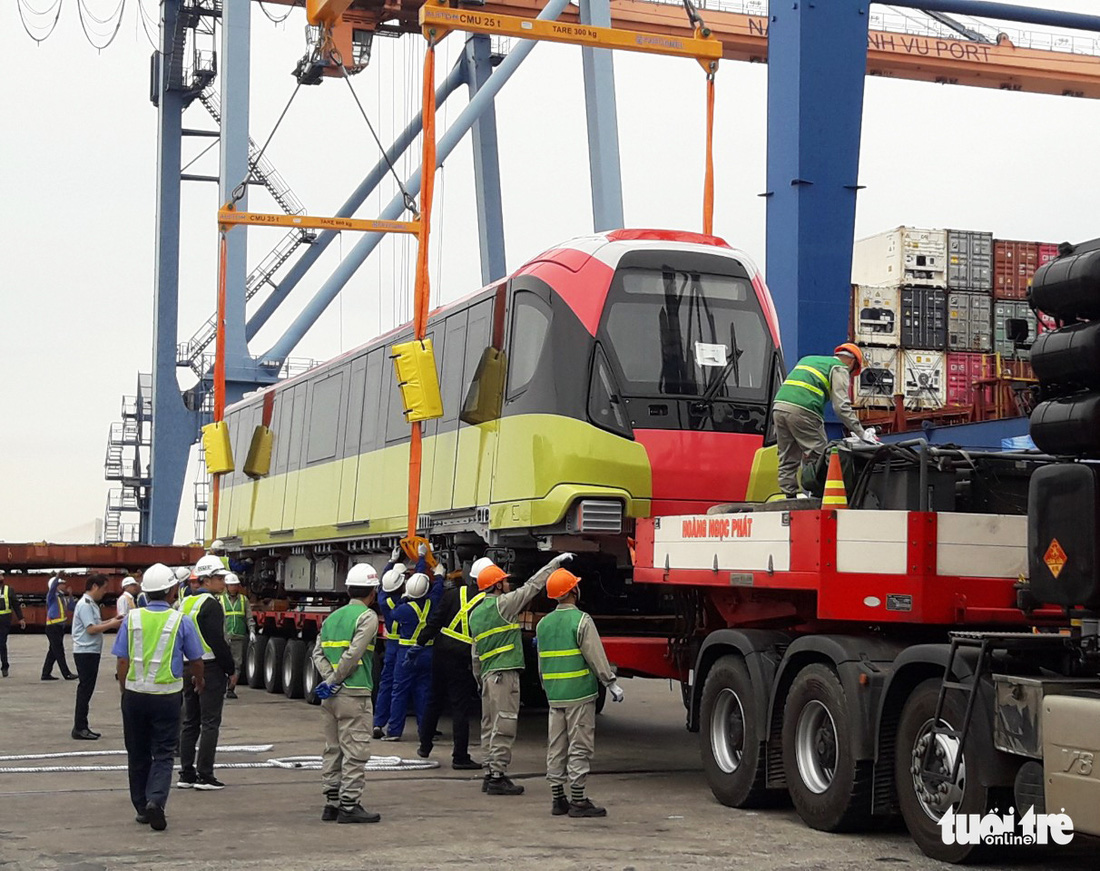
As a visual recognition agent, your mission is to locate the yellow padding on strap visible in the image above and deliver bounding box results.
[391,338,444,422]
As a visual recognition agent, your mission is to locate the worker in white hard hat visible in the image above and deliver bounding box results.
[382,560,445,743]
[467,552,574,795]
[177,554,236,790]
[311,562,382,824]
[116,577,140,621]
[220,573,255,699]
[207,539,230,571]
[372,556,406,739]
[112,563,206,831]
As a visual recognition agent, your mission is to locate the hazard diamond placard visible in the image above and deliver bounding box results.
[1044,538,1067,579]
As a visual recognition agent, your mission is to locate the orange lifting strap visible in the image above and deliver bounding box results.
[703,60,717,237]
[406,41,438,541]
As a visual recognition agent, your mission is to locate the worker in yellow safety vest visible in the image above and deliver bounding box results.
[220,573,256,698]
[0,570,27,677]
[536,567,624,818]
[311,563,382,824]
[772,343,877,498]
[467,552,574,795]
[41,574,76,681]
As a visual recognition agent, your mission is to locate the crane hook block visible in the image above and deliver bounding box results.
[391,338,444,422]
[202,421,235,475]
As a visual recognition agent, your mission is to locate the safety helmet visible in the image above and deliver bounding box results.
[470,557,495,582]
[173,566,192,582]
[209,539,226,553]
[546,568,581,600]
[194,554,226,578]
[224,573,241,586]
[381,565,406,593]
[405,573,430,599]
[142,563,177,593]
[834,343,864,376]
[346,563,380,590]
[121,576,140,588]
[477,564,510,592]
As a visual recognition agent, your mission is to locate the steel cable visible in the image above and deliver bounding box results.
[16,0,65,44]
[75,0,126,51]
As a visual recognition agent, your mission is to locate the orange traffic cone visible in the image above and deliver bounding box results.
[822,451,848,509]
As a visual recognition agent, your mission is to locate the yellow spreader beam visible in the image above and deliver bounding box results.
[217,209,421,235]
[419,0,722,64]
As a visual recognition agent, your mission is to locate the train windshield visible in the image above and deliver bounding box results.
[605,267,771,401]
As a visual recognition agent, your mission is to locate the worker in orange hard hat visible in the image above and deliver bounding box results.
[771,343,878,499]
[536,568,623,818]
[467,552,574,796]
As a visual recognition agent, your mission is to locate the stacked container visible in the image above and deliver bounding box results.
[852,227,948,288]
[851,284,901,346]
[946,352,986,408]
[993,299,1037,359]
[853,346,900,409]
[946,292,992,352]
[900,350,947,410]
[993,239,1040,300]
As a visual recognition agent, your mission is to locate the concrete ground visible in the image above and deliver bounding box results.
[0,633,1094,871]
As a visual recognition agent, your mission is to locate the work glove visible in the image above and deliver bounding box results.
[391,546,402,561]
[418,542,428,557]
[433,563,445,578]
[861,426,881,445]
[249,631,257,644]
[540,553,575,574]
[314,681,342,701]
[608,682,624,703]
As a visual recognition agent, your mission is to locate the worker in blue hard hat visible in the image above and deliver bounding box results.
[772,343,877,499]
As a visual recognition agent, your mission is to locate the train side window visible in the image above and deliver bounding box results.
[306,372,343,465]
[440,314,467,423]
[343,357,367,459]
[507,292,552,399]
[360,350,384,452]
[588,344,633,439]
[286,384,308,473]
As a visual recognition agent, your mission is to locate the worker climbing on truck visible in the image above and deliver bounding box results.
[772,342,876,498]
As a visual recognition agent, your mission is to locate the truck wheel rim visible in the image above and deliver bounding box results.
[795,700,838,794]
[911,717,966,822]
[711,688,746,773]
[264,652,275,683]
[304,664,316,694]
[283,653,294,687]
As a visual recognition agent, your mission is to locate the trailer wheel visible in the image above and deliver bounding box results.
[282,640,306,699]
[895,678,1000,863]
[302,650,321,705]
[246,635,268,689]
[782,663,872,832]
[699,655,771,808]
[264,637,287,694]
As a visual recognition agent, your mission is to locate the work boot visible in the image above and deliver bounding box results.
[568,798,607,818]
[145,803,167,832]
[2,666,9,677]
[225,689,238,700]
[63,673,77,681]
[321,805,339,822]
[552,796,570,816]
[372,726,384,740]
[452,758,481,771]
[176,769,197,789]
[71,729,99,741]
[416,746,430,759]
[380,734,401,742]
[337,803,381,824]
[485,774,524,796]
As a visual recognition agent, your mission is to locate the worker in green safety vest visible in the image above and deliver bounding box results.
[311,563,382,824]
[536,567,623,819]
[772,343,877,498]
[220,573,255,699]
[467,552,574,796]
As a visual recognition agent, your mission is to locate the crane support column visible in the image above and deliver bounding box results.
[148,0,199,544]
[219,0,253,380]
[765,1,869,366]
[579,0,624,231]
[464,35,507,285]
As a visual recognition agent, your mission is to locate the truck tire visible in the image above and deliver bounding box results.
[782,663,872,832]
[895,678,1003,863]
[246,636,268,689]
[302,650,320,704]
[699,655,772,808]
[282,639,306,699]
[264,637,287,694]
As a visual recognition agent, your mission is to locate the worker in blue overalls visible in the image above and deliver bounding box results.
[381,560,444,742]
[372,546,429,739]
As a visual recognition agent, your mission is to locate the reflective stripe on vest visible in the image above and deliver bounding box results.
[221,593,247,638]
[126,608,185,694]
[535,608,598,704]
[400,600,433,646]
[319,602,374,690]
[468,596,524,672]
[180,593,215,660]
[47,593,68,625]
[0,585,11,616]
[440,587,485,645]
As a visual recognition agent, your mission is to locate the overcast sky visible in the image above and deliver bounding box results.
[2,0,1099,544]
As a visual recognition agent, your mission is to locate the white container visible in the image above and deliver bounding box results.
[853,346,900,409]
[900,350,947,410]
[851,284,900,347]
[853,226,948,289]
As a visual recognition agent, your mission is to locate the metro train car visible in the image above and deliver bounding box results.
[215,229,783,613]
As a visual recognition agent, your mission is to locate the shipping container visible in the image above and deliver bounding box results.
[993,299,1037,359]
[900,350,947,410]
[947,229,993,291]
[994,239,1040,300]
[945,352,985,407]
[852,226,947,288]
[853,346,899,409]
[1036,309,1058,335]
[851,284,901,346]
[946,292,992,352]
[1038,243,1060,267]
[900,287,947,350]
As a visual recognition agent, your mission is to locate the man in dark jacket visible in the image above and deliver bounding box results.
[415,562,484,770]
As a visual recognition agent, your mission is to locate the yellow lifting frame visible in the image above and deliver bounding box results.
[419,0,722,69]
[217,207,420,236]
